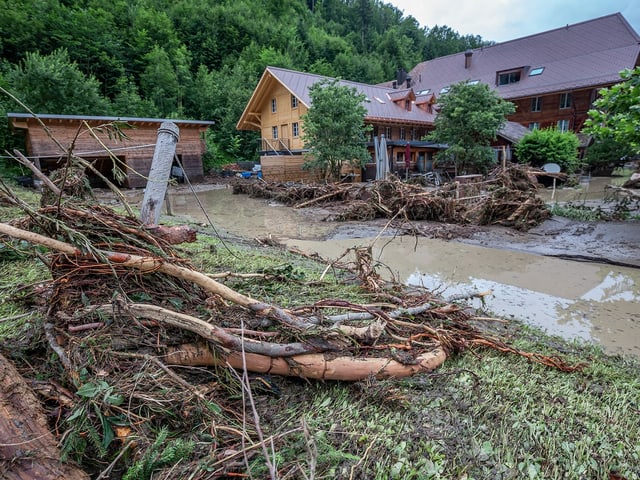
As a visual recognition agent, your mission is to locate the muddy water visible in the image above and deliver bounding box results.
[164,187,640,357]
[537,175,629,203]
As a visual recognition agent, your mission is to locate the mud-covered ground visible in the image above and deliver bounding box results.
[106,177,640,269]
[322,215,640,268]
[462,216,640,268]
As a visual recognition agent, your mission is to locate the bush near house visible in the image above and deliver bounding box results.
[515,128,580,173]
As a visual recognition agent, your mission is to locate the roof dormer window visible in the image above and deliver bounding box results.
[497,70,521,86]
[529,67,545,76]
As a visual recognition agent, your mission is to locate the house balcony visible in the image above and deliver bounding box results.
[260,137,297,156]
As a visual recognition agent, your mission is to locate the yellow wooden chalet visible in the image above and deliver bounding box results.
[236,66,444,182]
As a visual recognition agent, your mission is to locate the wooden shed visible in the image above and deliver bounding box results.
[8,113,215,188]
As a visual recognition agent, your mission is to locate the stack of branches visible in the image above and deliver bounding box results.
[232,165,550,230]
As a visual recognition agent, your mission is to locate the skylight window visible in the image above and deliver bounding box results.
[529,67,545,76]
[374,96,385,104]
[467,80,480,85]
[417,89,431,95]
[439,86,450,94]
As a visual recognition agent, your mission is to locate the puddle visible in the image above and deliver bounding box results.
[159,187,640,357]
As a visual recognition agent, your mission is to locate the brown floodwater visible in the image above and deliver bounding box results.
[157,186,640,357]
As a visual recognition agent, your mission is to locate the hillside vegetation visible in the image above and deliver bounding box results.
[0,0,487,167]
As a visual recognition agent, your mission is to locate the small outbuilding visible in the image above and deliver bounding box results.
[7,113,215,188]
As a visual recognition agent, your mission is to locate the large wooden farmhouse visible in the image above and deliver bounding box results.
[237,67,443,182]
[8,113,214,188]
[237,13,640,182]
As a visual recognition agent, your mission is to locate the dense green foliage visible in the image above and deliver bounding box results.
[582,135,635,175]
[584,67,640,153]
[515,128,581,173]
[302,79,371,180]
[0,0,488,166]
[427,81,515,174]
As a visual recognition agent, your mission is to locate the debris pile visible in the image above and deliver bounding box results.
[234,165,551,230]
[0,170,581,479]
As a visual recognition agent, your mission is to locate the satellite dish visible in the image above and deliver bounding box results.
[542,163,561,173]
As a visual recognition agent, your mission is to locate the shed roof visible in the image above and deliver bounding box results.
[398,13,640,100]
[8,113,215,128]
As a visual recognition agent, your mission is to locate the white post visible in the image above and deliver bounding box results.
[140,122,180,225]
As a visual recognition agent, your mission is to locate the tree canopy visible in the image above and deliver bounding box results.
[0,0,489,167]
[301,79,371,181]
[427,81,515,174]
[584,67,640,153]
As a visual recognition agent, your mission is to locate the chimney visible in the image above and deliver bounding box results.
[392,80,397,89]
[406,76,412,88]
[464,49,473,69]
[396,68,407,86]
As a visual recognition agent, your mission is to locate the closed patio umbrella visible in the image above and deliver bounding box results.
[377,134,389,180]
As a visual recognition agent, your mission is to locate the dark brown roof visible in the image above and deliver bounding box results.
[404,13,640,100]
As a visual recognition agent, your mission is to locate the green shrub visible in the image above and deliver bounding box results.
[515,128,580,173]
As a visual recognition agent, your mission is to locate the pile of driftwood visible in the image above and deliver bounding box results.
[233,165,551,230]
[0,169,582,479]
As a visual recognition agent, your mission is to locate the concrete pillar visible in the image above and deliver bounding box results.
[140,122,180,225]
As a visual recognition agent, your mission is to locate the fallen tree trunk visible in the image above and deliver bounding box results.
[0,222,315,330]
[165,343,447,380]
[0,352,89,480]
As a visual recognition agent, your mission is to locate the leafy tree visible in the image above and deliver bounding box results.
[427,81,515,174]
[5,48,110,115]
[301,79,371,181]
[423,25,489,60]
[514,128,580,173]
[581,135,634,175]
[584,67,640,153]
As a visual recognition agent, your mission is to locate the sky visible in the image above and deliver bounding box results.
[388,0,640,43]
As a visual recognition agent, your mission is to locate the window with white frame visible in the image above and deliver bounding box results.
[528,122,540,130]
[291,95,298,109]
[385,126,392,139]
[292,122,299,138]
[271,98,277,113]
[557,119,570,132]
[531,96,542,112]
[272,126,278,139]
[559,93,572,109]
[400,127,406,140]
